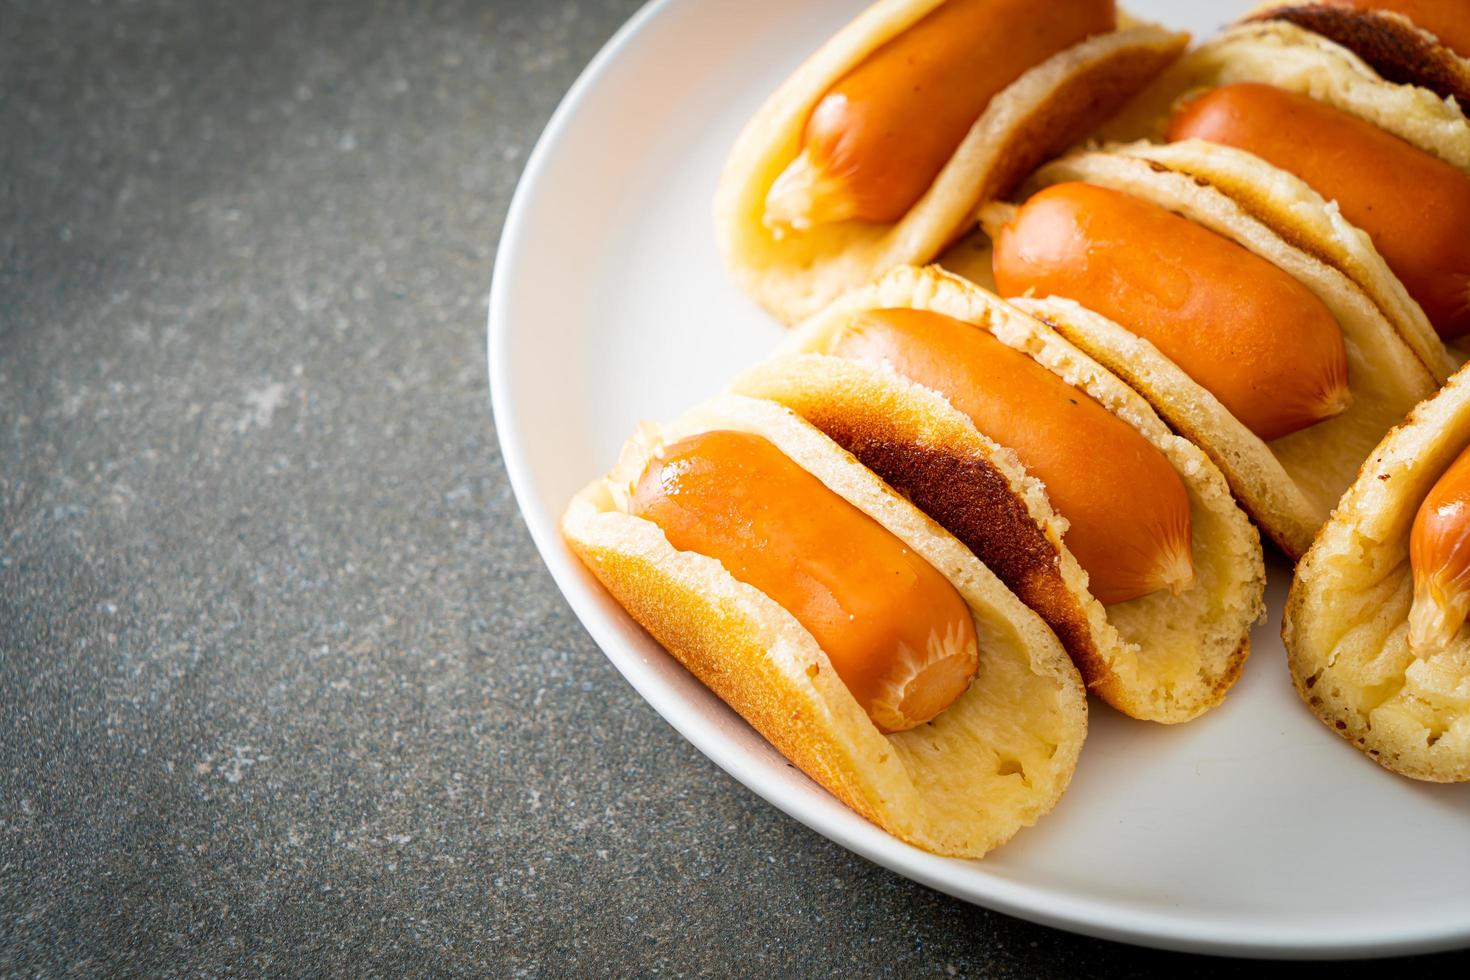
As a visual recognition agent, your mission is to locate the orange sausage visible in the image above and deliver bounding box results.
[831,308,1194,605]
[764,0,1116,230]
[1317,0,1470,59]
[1409,442,1470,654]
[629,430,979,732]
[1168,83,1470,339]
[991,182,1352,442]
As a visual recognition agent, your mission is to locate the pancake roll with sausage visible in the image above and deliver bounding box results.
[734,266,1265,723]
[562,394,1088,856]
[715,0,1187,324]
[1285,362,1470,782]
[980,146,1440,557]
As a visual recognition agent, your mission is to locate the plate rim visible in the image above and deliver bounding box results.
[487,0,1470,959]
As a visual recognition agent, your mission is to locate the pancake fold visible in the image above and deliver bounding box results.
[993,146,1440,558]
[1099,20,1470,172]
[1285,364,1470,783]
[716,0,1187,324]
[734,266,1266,723]
[563,394,1088,856]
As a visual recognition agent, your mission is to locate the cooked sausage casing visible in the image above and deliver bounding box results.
[1169,83,1470,339]
[630,429,980,732]
[765,0,1116,230]
[830,307,1195,604]
[1409,442,1470,654]
[992,181,1352,442]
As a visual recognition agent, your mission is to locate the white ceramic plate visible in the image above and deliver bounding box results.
[490,0,1470,958]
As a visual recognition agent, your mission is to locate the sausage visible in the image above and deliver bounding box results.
[764,0,1115,229]
[991,181,1352,442]
[831,307,1194,604]
[1409,442,1470,653]
[629,429,980,732]
[1168,82,1470,339]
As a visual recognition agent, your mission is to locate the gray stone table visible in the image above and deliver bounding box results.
[2,0,1466,974]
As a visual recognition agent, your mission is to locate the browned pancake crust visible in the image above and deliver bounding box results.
[794,400,1109,693]
[576,538,888,828]
[1250,6,1470,108]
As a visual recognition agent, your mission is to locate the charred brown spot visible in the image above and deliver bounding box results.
[1250,6,1470,106]
[807,410,1097,661]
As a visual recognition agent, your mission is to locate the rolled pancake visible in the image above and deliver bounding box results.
[734,266,1265,723]
[1284,364,1470,782]
[1099,20,1470,172]
[715,0,1186,324]
[563,394,1088,856]
[996,147,1439,558]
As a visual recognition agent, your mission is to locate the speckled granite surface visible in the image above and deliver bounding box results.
[0,1,1465,974]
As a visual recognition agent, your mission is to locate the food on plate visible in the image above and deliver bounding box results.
[1409,444,1470,655]
[735,266,1265,723]
[1098,18,1470,172]
[1167,83,1470,340]
[716,0,1187,323]
[628,429,980,732]
[1284,363,1470,782]
[1243,1,1470,105]
[765,0,1117,230]
[562,394,1088,855]
[991,181,1351,442]
[980,146,1440,557]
